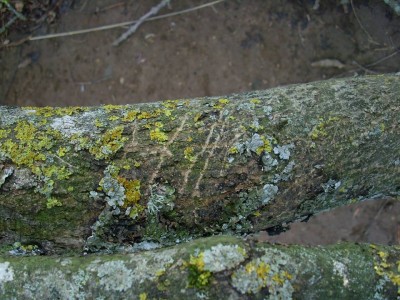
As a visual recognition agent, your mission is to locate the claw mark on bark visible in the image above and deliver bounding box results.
[148,115,188,185]
[219,132,244,177]
[180,113,224,195]
[124,121,139,154]
[192,118,227,197]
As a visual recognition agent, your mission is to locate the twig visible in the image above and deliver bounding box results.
[0,15,17,35]
[27,0,225,42]
[350,0,380,46]
[112,0,170,47]
[366,49,400,67]
[352,60,377,74]
[358,199,391,242]
[333,49,400,78]
[0,0,26,21]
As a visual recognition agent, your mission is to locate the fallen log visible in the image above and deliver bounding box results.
[0,235,399,299]
[0,74,399,299]
[0,75,398,255]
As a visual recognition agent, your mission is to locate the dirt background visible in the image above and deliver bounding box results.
[1,0,399,245]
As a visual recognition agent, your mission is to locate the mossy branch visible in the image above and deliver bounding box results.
[0,75,399,255]
[0,235,399,299]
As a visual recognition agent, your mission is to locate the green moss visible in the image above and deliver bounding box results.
[310,116,340,140]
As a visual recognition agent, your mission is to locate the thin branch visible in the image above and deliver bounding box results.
[0,15,17,35]
[350,0,380,46]
[365,49,400,67]
[113,0,170,47]
[27,0,225,42]
[0,0,26,21]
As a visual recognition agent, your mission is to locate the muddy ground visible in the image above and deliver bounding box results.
[0,0,399,245]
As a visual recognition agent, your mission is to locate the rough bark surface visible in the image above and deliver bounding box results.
[0,235,399,299]
[0,75,399,254]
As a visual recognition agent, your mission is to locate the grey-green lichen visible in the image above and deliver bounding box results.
[146,183,175,215]
[0,262,13,284]
[2,236,396,299]
[0,166,13,188]
[231,248,295,298]
[96,260,134,292]
[98,166,126,211]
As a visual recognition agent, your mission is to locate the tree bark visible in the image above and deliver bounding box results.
[0,235,399,299]
[0,75,399,254]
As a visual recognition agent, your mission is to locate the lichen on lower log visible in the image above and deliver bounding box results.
[0,235,399,299]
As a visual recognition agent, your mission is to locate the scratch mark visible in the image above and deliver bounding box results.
[148,115,188,184]
[219,132,244,177]
[180,112,223,194]
[192,117,228,197]
[124,121,139,154]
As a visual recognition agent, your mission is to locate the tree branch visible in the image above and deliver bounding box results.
[0,75,399,254]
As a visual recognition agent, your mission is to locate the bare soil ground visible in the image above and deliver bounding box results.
[1,0,399,245]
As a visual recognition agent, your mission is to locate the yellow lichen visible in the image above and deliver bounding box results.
[122,110,139,122]
[139,293,147,300]
[184,147,196,162]
[370,244,400,295]
[117,176,144,219]
[250,98,261,104]
[103,104,123,112]
[229,146,239,154]
[0,129,10,139]
[56,147,68,157]
[138,109,162,120]
[256,262,271,280]
[187,252,212,288]
[149,128,168,143]
[118,177,141,205]
[256,136,272,155]
[25,106,88,117]
[108,115,120,121]
[163,109,173,117]
[213,98,230,110]
[194,113,203,123]
[15,121,36,142]
[89,126,128,160]
[162,100,178,109]
[253,211,261,217]
[46,197,62,209]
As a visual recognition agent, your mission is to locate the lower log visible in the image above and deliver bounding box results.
[0,235,399,299]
